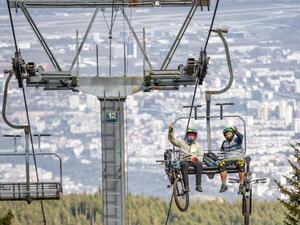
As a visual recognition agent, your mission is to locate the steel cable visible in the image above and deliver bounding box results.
[6,0,18,52]
[185,0,220,132]
[22,87,47,225]
[6,1,47,223]
[164,193,174,225]
[165,2,221,224]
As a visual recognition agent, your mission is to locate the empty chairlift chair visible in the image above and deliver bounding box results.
[0,133,63,203]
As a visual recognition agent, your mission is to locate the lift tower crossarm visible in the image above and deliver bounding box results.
[9,0,210,8]
[4,1,213,224]
[25,67,200,94]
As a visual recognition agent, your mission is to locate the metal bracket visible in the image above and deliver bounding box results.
[215,102,234,120]
[33,134,51,152]
[183,105,202,119]
[26,70,78,91]
[143,69,197,91]
[3,134,22,152]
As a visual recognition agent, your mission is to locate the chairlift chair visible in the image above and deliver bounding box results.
[159,111,266,225]
[0,134,63,203]
[172,112,248,179]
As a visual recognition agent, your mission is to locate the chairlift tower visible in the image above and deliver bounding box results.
[4,1,213,225]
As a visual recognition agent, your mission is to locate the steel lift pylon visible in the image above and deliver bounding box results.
[4,1,211,225]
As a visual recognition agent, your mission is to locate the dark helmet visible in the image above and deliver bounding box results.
[185,127,198,144]
[187,127,197,135]
[223,127,235,136]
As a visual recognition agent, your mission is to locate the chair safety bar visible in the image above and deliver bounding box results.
[0,152,63,203]
[172,115,247,152]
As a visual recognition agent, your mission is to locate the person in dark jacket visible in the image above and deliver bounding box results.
[219,126,245,194]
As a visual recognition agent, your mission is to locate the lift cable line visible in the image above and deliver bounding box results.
[5,1,47,223]
[6,0,18,53]
[3,63,48,225]
[3,1,269,224]
[185,0,220,133]
[2,1,218,225]
[22,86,47,225]
[165,193,174,225]
[159,1,266,223]
[165,1,220,223]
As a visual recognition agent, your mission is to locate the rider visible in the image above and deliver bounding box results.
[219,126,245,194]
[168,123,203,192]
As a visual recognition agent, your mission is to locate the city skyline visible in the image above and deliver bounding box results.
[0,0,299,199]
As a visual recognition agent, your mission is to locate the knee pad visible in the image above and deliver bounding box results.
[238,160,245,166]
[219,160,225,167]
[238,160,245,172]
[219,160,226,172]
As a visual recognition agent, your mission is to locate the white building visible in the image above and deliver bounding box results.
[259,102,269,121]
[69,95,80,110]
[127,41,137,58]
[294,111,300,133]
[295,79,300,93]
[285,105,293,126]
[279,100,287,120]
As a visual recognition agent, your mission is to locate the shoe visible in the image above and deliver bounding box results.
[195,185,203,192]
[219,184,228,193]
[238,184,245,195]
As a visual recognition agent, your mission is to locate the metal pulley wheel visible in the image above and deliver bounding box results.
[198,50,209,85]
[12,52,26,87]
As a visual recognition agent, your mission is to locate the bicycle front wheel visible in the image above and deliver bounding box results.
[173,177,189,212]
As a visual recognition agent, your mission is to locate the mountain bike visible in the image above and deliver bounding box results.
[156,149,189,211]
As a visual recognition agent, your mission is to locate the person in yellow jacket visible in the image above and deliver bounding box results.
[168,123,203,192]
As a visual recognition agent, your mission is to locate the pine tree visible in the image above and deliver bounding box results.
[275,143,300,225]
[0,209,14,225]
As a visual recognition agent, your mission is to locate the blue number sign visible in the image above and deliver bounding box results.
[105,112,119,122]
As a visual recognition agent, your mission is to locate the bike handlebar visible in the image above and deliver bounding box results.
[228,178,240,183]
[252,179,267,184]
[229,178,267,185]
[155,160,167,163]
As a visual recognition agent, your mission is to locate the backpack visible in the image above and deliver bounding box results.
[203,152,220,166]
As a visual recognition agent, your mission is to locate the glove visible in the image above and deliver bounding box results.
[232,126,237,133]
[191,156,199,162]
[168,123,174,132]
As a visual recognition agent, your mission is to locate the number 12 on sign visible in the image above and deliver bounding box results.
[105,112,119,122]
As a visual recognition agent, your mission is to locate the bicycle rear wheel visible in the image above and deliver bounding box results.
[242,191,252,225]
[173,177,189,211]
